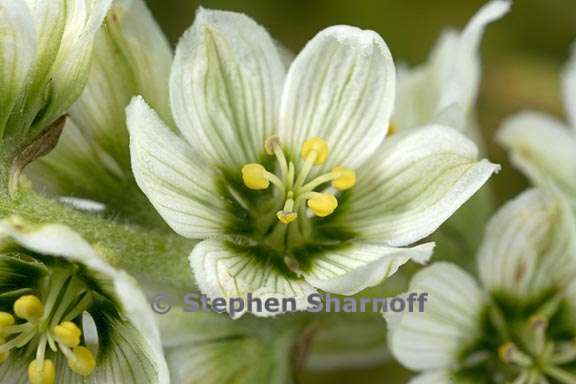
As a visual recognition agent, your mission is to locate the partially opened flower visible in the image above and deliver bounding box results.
[387,189,576,383]
[0,217,169,383]
[498,43,576,208]
[128,8,498,317]
[394,0,510,136]
[0,0,112,156]
[30,0,173,227]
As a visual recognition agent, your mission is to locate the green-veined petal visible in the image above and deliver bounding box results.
[170,8,285,168]
[278,25,395,172]
[387,262,486,371]
[497,111,576,197]
[302,242,433,295]
[189,239,316,318]
[338,125,498,246]
[127,96,230,238]
[478,189,576,298]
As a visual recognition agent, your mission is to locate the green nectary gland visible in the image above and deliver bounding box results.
[218,163,358,277]
[454,289,576,383]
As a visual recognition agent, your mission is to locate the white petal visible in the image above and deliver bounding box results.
[497,111,576,196]
[562,42,576,131]
[303,242,434,295]
[394,0,510,132]
[278,25,395,170]
[0,219,170,384]
[478,189,576,297]
[170,8,285,168]
[127,96,230,238]
[69,0,173,172]
[0,0,36,131]
[387,262,486,371]
[340,125,498,246]
[0,356,27,383]
[189,239,317,318]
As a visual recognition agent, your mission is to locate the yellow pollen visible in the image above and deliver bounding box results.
[331,167,356,190]
[301,137,329,165]
[28,359,55,384]
[14,295,44,322]
[0,312,15,333]
[53,321,82,348]
[276,211,297,224]
[307,193,338,217]
[68,346,96,376]
[241,163,270,190]
[387,121,397,137]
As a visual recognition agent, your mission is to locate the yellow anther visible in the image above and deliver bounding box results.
[0,338,9,363]
[68,346,96,376]
[264,135,281,155]
[28,359,55,384]
[331,167,356,190]
[498,342,517,363]
[14,295,44,322]
[241,164,270,190]
[301,137,329,165]
[387,121,397,137]
[276,211,297,224]
[307,193,338,217]
[53,321,82,348]
[0,312,15,331]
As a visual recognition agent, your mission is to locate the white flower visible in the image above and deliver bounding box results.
[387,189,576,383]
[128,8,498,317]
[498,43,576,209]
[0,0,112,143]
[0,217,169,383]
[394,0,510,136]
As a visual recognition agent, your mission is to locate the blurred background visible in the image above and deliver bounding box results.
[143,0,576,382]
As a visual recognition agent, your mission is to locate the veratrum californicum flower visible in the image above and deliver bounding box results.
[0,217,169,383]
[128,8,499,317]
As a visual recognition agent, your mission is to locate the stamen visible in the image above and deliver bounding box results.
[14,295,44,322]
[277,195,297,224]
[0,338,9,363]
[307,193,338,217]
[28,359,55,384]
[67,346,96,376]
[242,164,270,190]
[498,342,532,367]
[301,137,329,165]
[331,167,356,190]
[265,136,289,180]
[528,315,548,354]
[0,312,15,335]
[242,163,284,191]
[53,321,82,348]
[387,121,397,137]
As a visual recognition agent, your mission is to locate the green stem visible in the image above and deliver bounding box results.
[0,188,196,292]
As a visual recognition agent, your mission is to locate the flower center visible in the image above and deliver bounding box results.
[0,269,96,384]
[241,136,356,226]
